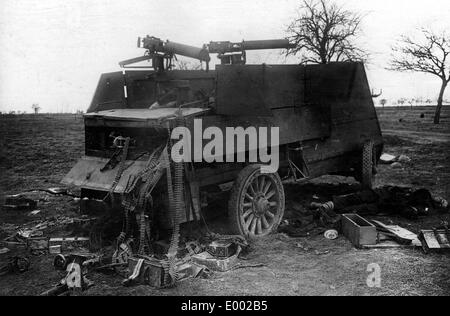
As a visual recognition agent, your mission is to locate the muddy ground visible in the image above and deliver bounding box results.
[0,106,449,296]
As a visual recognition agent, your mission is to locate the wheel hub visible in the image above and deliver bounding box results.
[253,196,269,217]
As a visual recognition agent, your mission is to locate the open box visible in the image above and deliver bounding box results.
[341,214,377,248]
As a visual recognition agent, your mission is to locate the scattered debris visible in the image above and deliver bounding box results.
[325,186,443,219]
[3,195,37,210]
[0,256,30,276]
[324,229,339,240]
[398,155,411,163]
[192,248,241,272]
[28,237,49,252]
[53,253,101,271]
[49,237,90,253]
[434,196,448,210]
[18,229,44,239]
[112,242,133,269]
[295,242,311,251]
[176,261,211,280]
[314,250,330,255]
[380,153,397,164]
[42,253,95,296]
[28,210,42,216]
[379,153,411,165]
[123,256,165,287]
[49,245,62,254]
[0,241,27,251]
[40,283,69,296]
[391,162,403,169]
[230,263,266,271]
[24,187,79,198]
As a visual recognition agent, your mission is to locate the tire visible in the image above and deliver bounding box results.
[228,164,285,238]
[361,140,375,189]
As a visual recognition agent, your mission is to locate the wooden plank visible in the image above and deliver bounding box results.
[372,220,417,245]
[362,240,421,249]
[84,108,209,121]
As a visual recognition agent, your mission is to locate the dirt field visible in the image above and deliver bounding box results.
[0,106,449,296]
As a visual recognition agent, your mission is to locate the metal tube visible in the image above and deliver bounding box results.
[242,39,293,51]
[164,41,211,62]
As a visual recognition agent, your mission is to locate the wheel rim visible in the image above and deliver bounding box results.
[239,173,281,236]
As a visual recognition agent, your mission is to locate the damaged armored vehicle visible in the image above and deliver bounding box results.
[63,35,383,242]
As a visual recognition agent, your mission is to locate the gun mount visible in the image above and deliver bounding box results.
[119,36,294,70]
[119,36,211,71]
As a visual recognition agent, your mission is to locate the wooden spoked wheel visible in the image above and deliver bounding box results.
[229,165,285,238]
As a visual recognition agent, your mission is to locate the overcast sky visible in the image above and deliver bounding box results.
[0,0,449,113]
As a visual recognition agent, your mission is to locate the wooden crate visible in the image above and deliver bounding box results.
[341,214,377,248]
[419,230,450,253]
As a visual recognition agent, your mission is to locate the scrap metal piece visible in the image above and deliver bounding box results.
[123,256,166,288]
[112,242,132,266]
[192,246,242,272]
[0,248,10,255]
[3,195,37,210]
[0,256,30,276]
[123,258,145,286]
[49,237,90,253]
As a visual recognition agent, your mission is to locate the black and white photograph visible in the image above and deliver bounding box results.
[0,0,449,300]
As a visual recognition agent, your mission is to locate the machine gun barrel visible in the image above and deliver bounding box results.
[165,41,210,62]
[208,39,293,54]
[242,39,293,51]
[140,36,210,62]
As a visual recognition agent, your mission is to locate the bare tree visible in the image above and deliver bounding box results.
[32,103,41,114]
[380,99,387,108]
[390,28,450,124]
[286,0,367,64]
[174,59,202,71]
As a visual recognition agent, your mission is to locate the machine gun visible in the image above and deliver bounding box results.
[119,36,211,71]
[208,39,294,65]
[119,36,294,71]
